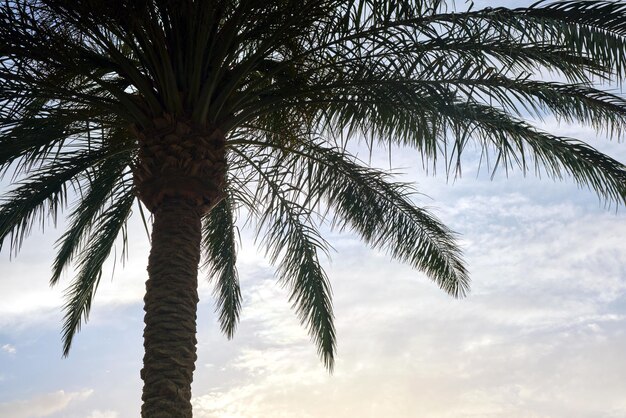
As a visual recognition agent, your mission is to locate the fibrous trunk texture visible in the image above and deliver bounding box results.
[141,198,202,418]
[137,115,226,417]
[133,114,226,213]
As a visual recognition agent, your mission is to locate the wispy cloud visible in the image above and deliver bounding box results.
[0,220,150,330]
[1,343,16,354]
[0,390,93,418]
[85,410,119,418]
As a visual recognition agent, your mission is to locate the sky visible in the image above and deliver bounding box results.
[2,1,626,418]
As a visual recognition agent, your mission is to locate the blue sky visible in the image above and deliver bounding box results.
[2,1,626,417]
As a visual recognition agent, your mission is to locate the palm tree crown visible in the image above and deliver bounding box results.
[1,0,626,416]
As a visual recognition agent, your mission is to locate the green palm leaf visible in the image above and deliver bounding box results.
[61,186,134,356]
[202,191,242,339]
[52,157,132,285]
[0,149,110,253]
[237,149,336,369]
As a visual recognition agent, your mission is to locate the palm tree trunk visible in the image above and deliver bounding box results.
[141,198,202,418]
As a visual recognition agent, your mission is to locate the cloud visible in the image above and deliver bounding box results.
[193,285,626,417]
[0,390,93,418]
[85,410,119,418]
[1,343,16,354]
[0,248,65,329]
[0,216,150,330]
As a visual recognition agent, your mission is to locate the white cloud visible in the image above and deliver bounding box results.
[0,390,93,418]
[0,249,65,329]
[0,215,150,329]
[193,288,626,417]
[1,343,16,354]
[85,410,119,418]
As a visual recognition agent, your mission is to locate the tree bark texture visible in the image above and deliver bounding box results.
[141,198,202,418]
[133,115,226,213]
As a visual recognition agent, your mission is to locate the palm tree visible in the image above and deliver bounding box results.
[1,0,626,416]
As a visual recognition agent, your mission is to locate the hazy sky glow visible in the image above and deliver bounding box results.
[2,2,626,417]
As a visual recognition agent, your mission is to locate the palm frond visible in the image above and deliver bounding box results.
[202,191,241,339]
[0,148,112,253]
[246,68,626,205]
[431,101,626,204]
[51,159,131,285]
[232,137,470,298]
[235,149,336,370]
[61,186,134,356]
[304,145,469,298]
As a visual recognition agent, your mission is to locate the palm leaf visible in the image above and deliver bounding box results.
[202,191,241,339]
[236,149,336,370]
[233,137,470,297]
[0,148,112,253]
[61,186,134,356]
[51,158,131,285]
